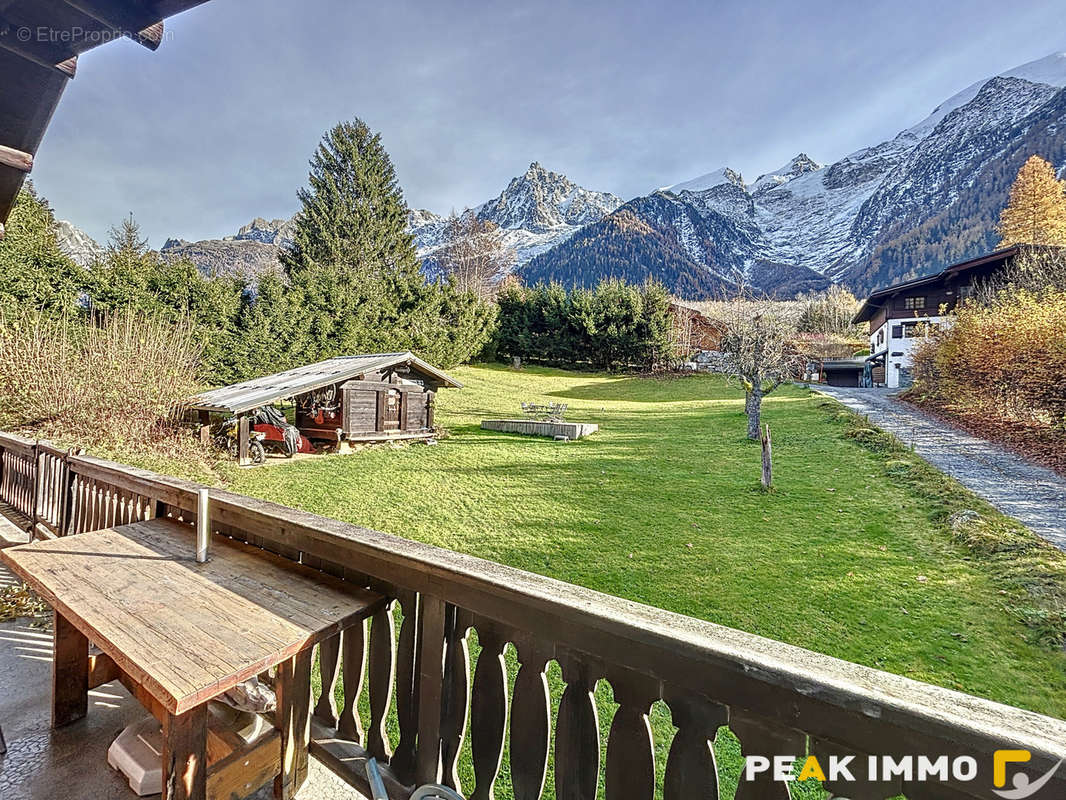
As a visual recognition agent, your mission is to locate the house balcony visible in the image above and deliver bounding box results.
[0,432,1064,800]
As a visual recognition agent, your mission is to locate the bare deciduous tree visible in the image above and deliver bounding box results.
[713,294,807,439]
[436,213,516,299]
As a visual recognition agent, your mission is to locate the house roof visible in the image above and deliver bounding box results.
[189,353,463,414]
[852,245,1022,324]
[0,1,210,230]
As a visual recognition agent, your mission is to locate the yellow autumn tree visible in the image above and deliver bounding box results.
[998,155,1066,247]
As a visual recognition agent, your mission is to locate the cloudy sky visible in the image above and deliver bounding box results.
[29,0,1066,246]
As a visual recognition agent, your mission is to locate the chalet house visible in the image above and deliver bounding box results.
[670,302,725,355]
[852,246,1021,388]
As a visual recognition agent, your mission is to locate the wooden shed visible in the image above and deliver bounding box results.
[189,352,462,452]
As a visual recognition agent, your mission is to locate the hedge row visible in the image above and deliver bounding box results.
[488,280,678,371]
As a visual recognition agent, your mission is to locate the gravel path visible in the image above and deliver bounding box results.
[815,385,1066,550]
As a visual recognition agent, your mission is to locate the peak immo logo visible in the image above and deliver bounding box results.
[742,750,1061,798]
[993,751,1063,800]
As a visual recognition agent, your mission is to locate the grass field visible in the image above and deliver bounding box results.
[231,364,1065,795]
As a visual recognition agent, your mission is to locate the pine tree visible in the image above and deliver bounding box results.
[281,119,495,367]
[998,155,1066,247]
[282,119,423,361]
[283,119,420,281]
[0,183,87,312]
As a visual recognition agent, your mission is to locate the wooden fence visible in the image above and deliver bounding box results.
[1,432,1064,800]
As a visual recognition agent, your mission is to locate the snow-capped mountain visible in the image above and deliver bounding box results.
[159,216,293,279]
[525,51,1066,296]
[55,220,105,267]
[410,162,623,268]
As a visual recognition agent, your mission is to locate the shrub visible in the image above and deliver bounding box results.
[796,285,864,338]
[0,310,204,457]
[910,287,1066,428]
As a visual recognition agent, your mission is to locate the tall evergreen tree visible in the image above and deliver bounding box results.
[0,183,87,312]
[283,119,420,280]
[998,155,1066,247]
[282,119,423,361]
[281,119,494,367]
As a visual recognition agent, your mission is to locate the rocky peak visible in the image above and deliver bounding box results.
[54,220,105,267]
[233,216,295,248]
[476,162,621,233]
[750,154,824,193]
[667,166,746,195]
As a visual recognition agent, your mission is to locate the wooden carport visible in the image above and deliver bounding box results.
[0,0,211,235]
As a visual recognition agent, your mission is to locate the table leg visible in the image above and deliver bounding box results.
[274,648,312,800]
[52,610,88,728]
[163,704,208,800]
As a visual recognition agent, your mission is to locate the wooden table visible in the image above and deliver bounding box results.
[1,517,384,800]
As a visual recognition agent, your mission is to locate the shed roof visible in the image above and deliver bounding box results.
[189,352,463,414]
[0,1,210,229]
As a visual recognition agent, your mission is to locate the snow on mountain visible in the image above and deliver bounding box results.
[905,51,1066,140]
[55,220,105,267]
[409,162,623,268]
[526,50,1066,296]
[663,166,745,194]
[749,154,824,194]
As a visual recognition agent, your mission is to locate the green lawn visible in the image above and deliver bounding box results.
[234,364,1066,715]
[230,364,1066,797]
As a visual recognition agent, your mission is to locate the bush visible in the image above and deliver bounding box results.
[0,310,206,460]
[491,279,677,370]
[910,287,1066,428]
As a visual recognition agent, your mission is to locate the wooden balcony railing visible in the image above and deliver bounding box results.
[2,432,1065,800]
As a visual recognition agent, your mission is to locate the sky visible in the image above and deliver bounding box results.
[28,0,1066,247]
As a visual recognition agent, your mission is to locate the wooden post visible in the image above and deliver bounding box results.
[375,391,385,433]
[275,649,312,799]
[415,596,446,785]
[238,416,250,467]
[58,449,78,537]
[760,424,773,491]
[30,442,40,539]
[52,611,88,728]
[162,704,208,800]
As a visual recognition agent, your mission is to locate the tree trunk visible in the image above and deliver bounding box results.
[745,388,762,440]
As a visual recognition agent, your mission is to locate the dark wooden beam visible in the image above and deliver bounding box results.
[0,18,78,77]
[59,1,165,50]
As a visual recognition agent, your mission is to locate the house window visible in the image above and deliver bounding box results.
[904,296,926,310]
[897,321,941,339]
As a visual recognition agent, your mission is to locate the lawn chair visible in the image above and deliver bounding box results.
[547,402,568,421]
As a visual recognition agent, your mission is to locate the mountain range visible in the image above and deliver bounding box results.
[55,51,1066,298]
